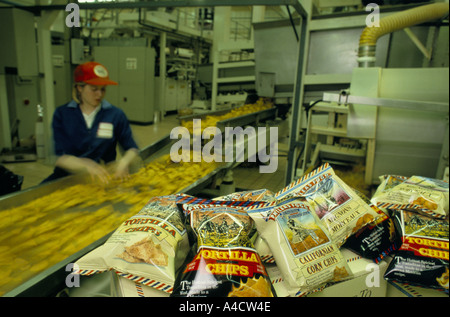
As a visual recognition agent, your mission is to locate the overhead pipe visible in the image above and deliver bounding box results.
[358,2,449,67]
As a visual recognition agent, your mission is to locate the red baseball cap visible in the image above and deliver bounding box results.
[74,62,118,86]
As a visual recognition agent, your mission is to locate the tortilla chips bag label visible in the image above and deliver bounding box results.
[214,189,276,203]
[384,209,449,292]
[344,204,400,263]
[172,203,274,297]
[174,195,265,217]
[276,163,380,247]
[212,190,276,264]
[247,198,352,295]
[75,195,190,293]
[372,176,449,219]
[372,175,408,204]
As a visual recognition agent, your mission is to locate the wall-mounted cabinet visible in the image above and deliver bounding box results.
[94,46,156,124]
[164,77,191,112]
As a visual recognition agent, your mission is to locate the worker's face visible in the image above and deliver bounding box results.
[78,84,106,107]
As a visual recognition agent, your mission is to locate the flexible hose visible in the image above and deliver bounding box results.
[358,2,449,67]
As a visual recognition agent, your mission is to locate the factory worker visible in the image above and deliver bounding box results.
[41,61,139,184]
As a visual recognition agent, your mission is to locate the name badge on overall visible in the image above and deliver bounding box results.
[97,122,113,138]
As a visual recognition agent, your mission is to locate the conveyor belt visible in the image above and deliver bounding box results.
[178,107,278,133]
[0,136,228,297]
[0,107,277,297]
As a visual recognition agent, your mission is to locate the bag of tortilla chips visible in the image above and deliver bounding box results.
[214,189,276,203]
[247,197,352,296]
[172,202,275,297]
[343,203,400,263]
[384,209,449,293]
[276,163,380,247]
[371,176,448,219]
[75,195,190,294]
[372,175,408,205]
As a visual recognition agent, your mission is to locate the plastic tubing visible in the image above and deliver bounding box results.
[358,2,449,67]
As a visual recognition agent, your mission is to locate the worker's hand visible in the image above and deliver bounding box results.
[83,159,111,184]
[112,148,139,181]
[113,160,131,181]
[55,155,111,184]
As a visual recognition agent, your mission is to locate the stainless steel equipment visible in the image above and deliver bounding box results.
[336,67,449,184]
[0,104,278,297]
[94,45,157,125]
[252,5,449,185]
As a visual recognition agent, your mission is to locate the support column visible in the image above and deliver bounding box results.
[211,7,231,111]
[0,75,12,150]
[159,31,167,117]
[285,3,312,184]
[36,10,59,164]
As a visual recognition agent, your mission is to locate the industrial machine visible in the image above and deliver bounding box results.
[325,67,448,183]
[253,2,449,186]
[0,8,40,162]
[94,44,157,125]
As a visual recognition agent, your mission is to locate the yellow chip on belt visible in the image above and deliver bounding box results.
[75,195,191,294]
[276,163,380,247]
[172,202,275,297]
[247,198,352,296]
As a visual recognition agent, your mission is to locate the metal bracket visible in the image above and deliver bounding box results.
[323,91,449,113]
[337,90,350,105]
